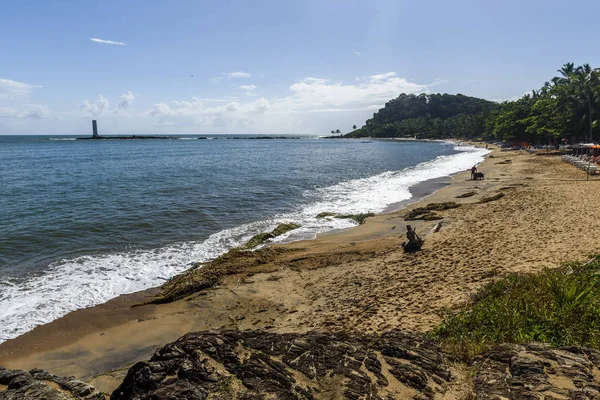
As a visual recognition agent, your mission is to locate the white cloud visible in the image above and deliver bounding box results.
[148,96,269,117]
[0,72,427,134]
[145,72,426,133]
[281,73,426,111]
[81,94,110,115]
[0,104,50,119]
[490,92,529,103]
[222,71,251,79]
[117,91,138,110]
[238,85,257,91]
[352,49,361,56]
[90,38,126,46]
[254,98,269,114]
[150,97,204,116]
[146,96,269,129]
[0,78,41,99]
[368,72,396,82]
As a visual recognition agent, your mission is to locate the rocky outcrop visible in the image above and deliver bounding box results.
[473,342,600,399]
[0,367,106,399]
[111,330,451,399]
[5,332,600,399]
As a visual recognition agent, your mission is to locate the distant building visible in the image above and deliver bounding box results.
[92,120,98,138]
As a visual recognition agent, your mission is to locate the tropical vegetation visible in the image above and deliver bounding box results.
[432,256,600,361]
[346,63,600,144]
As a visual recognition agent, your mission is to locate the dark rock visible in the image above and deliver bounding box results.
[0,367,105,399]
[111,330,452,399]
[473,343,600,399]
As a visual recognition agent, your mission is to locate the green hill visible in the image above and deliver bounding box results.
[346,93,498,139]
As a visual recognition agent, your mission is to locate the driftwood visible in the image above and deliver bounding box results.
[402,225,424,253]
[432,222,443,233]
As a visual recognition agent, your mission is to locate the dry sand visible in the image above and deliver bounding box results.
[1,145,599,394]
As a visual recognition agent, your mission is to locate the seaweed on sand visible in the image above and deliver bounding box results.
[242,223,301,249]
[142,247,291,305]
[403,202,461,221]
[316,212,375,225]
[138,223,301,305]
[478,193,504,203]
[455,191,477,198]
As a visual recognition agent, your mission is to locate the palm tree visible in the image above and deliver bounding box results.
[335,129,341,134]
[574,64,600,141]
[352,125,357,130]
[553,63,600,141]
[557,62,576,84]
[330,130,335,135]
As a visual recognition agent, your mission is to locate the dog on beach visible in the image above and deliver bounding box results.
[473,172,484,180]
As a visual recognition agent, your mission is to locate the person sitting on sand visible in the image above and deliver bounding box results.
[471,165,477,180]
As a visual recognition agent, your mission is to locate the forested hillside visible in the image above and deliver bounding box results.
[346,93,497,139]
[347,63,600,144]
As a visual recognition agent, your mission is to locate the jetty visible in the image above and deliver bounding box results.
[77,120,177,140]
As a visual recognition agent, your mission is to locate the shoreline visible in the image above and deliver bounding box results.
[7,142,600,395]
[0,140,484,345]
[0,143,491,390]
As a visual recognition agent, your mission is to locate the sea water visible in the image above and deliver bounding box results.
[0,135,487,342]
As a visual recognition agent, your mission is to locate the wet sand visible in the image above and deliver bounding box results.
[2,145,600,394]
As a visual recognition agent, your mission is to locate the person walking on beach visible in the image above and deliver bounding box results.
[471,165,477,180]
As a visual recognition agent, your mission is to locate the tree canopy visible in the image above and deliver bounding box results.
[346,63,600,144]
[346,93,497,139]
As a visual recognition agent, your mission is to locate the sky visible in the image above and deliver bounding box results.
[2,0,600,135]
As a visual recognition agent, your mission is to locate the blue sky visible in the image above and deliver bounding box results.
[1,0,600,135]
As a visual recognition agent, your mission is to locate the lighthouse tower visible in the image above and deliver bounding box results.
[92,120,98,138]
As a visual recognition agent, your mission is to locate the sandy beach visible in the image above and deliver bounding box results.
[1,144,599,394]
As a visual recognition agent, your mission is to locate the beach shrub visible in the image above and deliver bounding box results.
[432,256,600,361]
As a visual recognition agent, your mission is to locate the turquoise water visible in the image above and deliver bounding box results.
[0,135,487,342]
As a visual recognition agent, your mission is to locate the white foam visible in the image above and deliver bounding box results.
[0,143,487,343]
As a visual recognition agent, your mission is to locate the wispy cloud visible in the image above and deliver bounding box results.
[352,49,361,56]
[368,72,396,82]
[90,38,126,46]
[0,104,50,119]
[222,71,251,79]
[238,85,257,91]
[0,78,41,99]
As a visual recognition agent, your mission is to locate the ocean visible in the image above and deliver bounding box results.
[0,135,487,342]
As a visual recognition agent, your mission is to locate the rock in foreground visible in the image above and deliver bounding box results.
[111,330,451,399]
[5,330,600,399]
[473,342,600,399]
[0,367,106,399]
